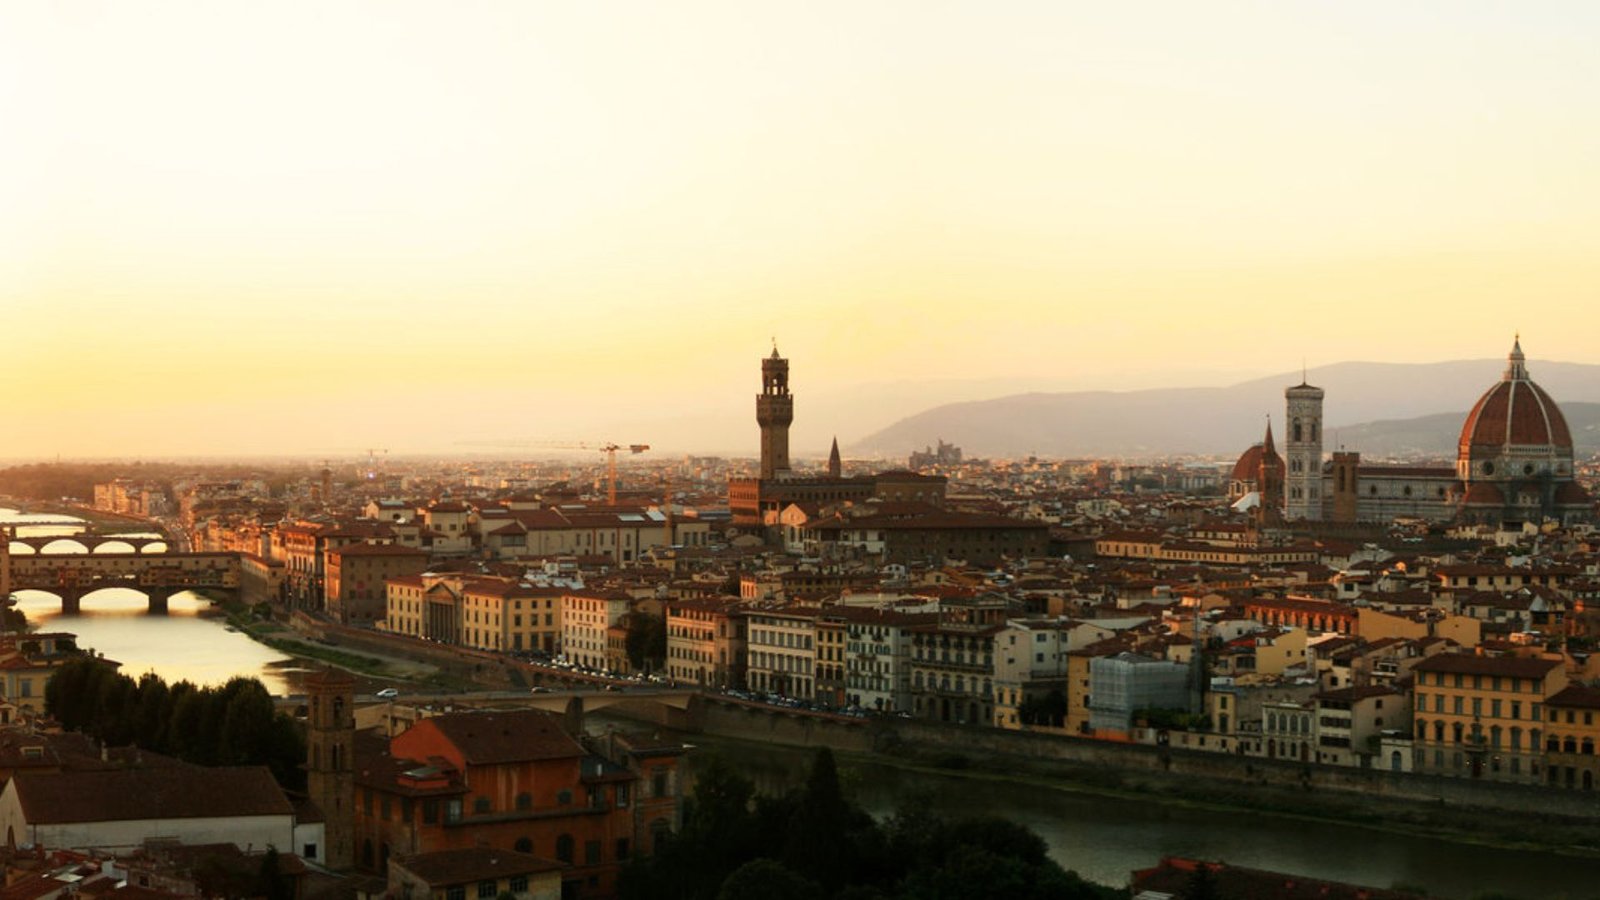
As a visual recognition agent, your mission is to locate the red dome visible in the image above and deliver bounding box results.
[1458,370,1572,451]
[1231,442,1283,482]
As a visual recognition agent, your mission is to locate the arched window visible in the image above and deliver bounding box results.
[1452,722,1464,744]
[516,792,532,811]
[556,834,574,863]
[514,837,533,854]
[1584,738,1595,756]
[1416,720,1427,740]
[1293,420,1303,442]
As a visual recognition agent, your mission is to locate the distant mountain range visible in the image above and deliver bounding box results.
[850,359,1600,460]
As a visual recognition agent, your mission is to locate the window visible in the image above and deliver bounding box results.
[556,834,574,864]
[446,799,463,824]
[423,799,439,824]
[478,880,497,899]
[557,789,573,806]
[509,876,528,894]
[585,840,601,865]
[616,838,631,860]
[516,792,532,811]
[447,889,465,900]
[474,796,491,815]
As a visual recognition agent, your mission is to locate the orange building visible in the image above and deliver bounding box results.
[353,709,676,900]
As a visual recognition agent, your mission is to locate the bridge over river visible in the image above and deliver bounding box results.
[2,551,240,613]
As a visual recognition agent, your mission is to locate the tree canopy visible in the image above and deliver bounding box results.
[46,656,305,789]
[619,747,1117,900]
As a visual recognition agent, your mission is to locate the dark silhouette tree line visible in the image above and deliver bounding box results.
[45,656,305,790]
[619,747,1118,900]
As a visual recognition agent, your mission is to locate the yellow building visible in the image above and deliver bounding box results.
[382,574,565,653]
[665,599,746,689]
[0,633,103,716]
[1544,685,1600,790]
[1411,653,1565,783]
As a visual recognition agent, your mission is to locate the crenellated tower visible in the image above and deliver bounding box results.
[757,345,794,480]
[1285,379,1325,520]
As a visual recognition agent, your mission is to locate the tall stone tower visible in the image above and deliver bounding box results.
[757,345,794,480]
[304,667,356,870]
[1285,380,1325,520]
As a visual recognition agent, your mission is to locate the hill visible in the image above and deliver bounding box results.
[850,359,1600,459]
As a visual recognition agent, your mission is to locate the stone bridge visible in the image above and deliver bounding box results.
[4,552,240,613]
[279,688,701,732]
[2,533,170,555]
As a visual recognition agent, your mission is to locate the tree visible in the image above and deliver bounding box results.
[782,748,863,891]
[715,860,820,900]
[1182,862,1222,900]
[625,613,667,673]
[259,848,293,900]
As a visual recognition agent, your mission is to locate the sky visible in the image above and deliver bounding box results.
[4,1,1600,459]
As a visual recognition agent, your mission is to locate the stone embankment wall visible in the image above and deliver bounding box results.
[689,697,1600,823]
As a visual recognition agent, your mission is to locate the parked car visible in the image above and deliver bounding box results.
[375,688,399,699]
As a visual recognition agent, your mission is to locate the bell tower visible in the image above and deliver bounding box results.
[1285,379,1325,520]
[757,344,794,480]
[305,667,355,870]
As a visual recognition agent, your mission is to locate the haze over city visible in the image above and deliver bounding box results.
[7,1,1600,459]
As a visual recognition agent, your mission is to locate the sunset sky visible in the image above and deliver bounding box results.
[5,2,1599,458]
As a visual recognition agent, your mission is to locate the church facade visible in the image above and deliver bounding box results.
[1231,340,1592,527]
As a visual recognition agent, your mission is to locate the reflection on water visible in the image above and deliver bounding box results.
[11,588,302,696]
[665,734,1600,900]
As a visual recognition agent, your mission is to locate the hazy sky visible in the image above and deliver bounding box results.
[5,2,1599,458]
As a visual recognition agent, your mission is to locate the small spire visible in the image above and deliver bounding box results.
[1261,417,1276,454]
[828,437,841,479]
[1505,335,1528,381]
[770,337,780,359]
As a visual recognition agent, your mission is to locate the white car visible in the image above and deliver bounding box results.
[375,688,399,699]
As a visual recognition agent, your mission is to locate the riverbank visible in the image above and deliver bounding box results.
[683,723,1600,862]
[218,600,473,692]
[617,699,1600,867]
[646,726,1596,900]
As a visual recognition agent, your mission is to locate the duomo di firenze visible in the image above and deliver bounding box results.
[1229,337,1592,527]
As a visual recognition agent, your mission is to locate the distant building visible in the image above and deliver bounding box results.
[728,347,947,534]
[1259,339,1592,525]
[909,439,962,470]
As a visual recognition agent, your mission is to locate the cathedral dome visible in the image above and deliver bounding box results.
[1231,422,1283,484]
[1457,339,1573,454]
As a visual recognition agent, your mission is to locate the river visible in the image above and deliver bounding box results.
[2,506,316,695]
[596,724,1599,899]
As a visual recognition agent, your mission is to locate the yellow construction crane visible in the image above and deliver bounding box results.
[536,441,650,505]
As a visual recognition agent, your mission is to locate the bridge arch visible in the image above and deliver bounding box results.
[39,538,90,555]
[7,543,34,555]
[140,541,169,554]
[91,540,138,555]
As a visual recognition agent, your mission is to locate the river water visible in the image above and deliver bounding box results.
[2,507,314,695]
[603,724,1599,899]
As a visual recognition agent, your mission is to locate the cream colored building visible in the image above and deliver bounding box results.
[746,607,819,700]
[562,590,634,670]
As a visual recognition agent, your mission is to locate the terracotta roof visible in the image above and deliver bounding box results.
[1547,685,1600,710]
[1458,345,1573,450]
[1411,653,1561,679]
[8,766,292,824]
[422,710,584,765]
[396,848,565,886]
